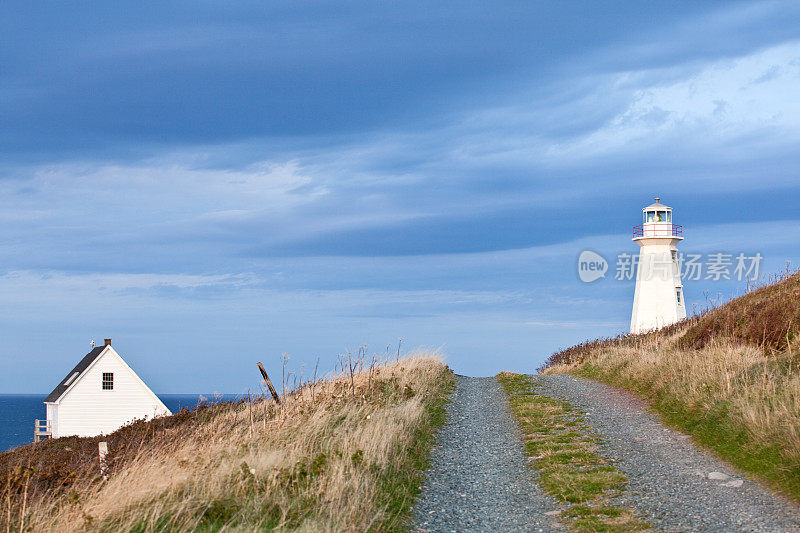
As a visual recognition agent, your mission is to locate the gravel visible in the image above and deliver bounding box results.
[413,375,560,532]
[533,374,800,532]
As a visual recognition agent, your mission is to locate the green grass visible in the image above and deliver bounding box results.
[497,372,651,533]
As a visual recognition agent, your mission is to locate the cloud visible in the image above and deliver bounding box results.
[4,1,800,160]
[580,41,800,154]
[2,33,800,275]
[4,1,800,390]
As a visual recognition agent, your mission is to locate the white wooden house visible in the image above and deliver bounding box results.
[38,339,171,439]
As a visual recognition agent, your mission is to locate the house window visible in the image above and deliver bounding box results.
[102,372,114,390]
[63,371,79,387]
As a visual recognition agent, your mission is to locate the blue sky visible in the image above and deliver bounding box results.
[3,1,800,393]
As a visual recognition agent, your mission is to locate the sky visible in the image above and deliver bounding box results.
[3,1,800,394]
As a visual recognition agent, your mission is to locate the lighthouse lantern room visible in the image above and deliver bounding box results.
[630,197,686,333]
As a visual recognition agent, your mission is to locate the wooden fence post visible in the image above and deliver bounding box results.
[257,363,281,404]
[98,441,109,480]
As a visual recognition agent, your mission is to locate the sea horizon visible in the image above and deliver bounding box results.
[0,393,243,453]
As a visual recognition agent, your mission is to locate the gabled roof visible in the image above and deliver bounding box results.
[44,346,106,403]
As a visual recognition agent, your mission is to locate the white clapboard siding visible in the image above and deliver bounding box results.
[49,347,170,438]
[46,403,58,436]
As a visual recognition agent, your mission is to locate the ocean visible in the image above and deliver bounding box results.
[0,394,243,452]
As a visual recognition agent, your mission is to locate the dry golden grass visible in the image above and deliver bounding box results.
[545,334,800,460]
[3,351,452,532]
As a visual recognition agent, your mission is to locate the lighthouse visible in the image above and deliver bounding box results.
[630,198,686,334]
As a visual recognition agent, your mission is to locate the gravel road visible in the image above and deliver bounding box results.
[534,374,800,532]
[413,375,560,532]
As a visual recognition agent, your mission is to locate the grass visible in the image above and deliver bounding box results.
[1,351,454,532]
[541,273,800,503]
[680,270,800,351]
[497,372,650,533]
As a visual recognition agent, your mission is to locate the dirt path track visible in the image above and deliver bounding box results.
[534,374,800,532]
[413,376,559,532]
[414,374,800,532]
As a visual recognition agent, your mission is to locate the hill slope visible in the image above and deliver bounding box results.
[541,273,800,502]
[0,353,453,532]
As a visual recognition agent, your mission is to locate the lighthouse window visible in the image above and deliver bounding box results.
[102,372,114,390]
[676,291,682,304]
[645,211,655,223]
[656,211,667,222]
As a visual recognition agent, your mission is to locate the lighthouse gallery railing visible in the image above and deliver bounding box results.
[632,224,683,238]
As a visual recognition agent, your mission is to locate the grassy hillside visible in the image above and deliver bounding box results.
[0,352,453,532]
[541,273,800,502]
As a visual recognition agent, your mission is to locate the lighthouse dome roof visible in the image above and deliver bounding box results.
[643,197,672,211]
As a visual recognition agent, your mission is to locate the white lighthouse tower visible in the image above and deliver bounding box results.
[630,198,686,334]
